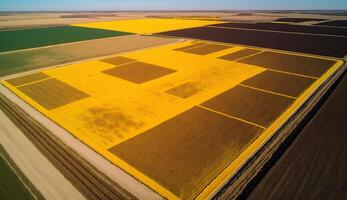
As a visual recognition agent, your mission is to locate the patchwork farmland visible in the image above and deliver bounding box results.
[1,13,347,200]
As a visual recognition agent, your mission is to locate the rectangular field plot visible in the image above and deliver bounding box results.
[158,26,347,57]
[241,70,316,97]
[201,85,294,127]
[0,26,131,52]
[2,40,343,200]
[211,22,347,37]
[103,61,176,84]
[18,78,90,110]
[72,18,224,34]
[109,106,263,199]
[238,51,336,78]
[274,18,327,23]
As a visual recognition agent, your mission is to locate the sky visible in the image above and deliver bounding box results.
[1,0,347,11]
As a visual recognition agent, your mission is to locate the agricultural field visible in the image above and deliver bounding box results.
[1,10,347,200]
[0,154,33,200]
[72,18,224,34]
[0,26,131,52]
[158,23,347,57]
[2,38,343,199]
[0,35,178,76]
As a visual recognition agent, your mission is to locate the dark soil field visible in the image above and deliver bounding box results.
[211,22,347,36]
[219,48,261,61]
[0,26,131,52]
[274,18,327,23]
[201,85,294,127]
[102,61,176,84]
[158,26,347,57]
[109,106,263,200]
[177,43,230,55]
[248,74,347,200]
[316,20,347,27]
[241,70,315,97]
[238,51,336,77]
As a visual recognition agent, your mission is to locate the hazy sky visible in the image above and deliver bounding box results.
[1,0,347,11]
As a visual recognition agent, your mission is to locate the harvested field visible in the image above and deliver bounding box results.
[109,106,263,200]
[201,85,294,127]
[241,71,316,97]
[0,35,179,76]
[219,48,261,61]
[17,78,90,110]
[211,22,347,36]
[103,61,176,84]
[238,51,337,77]
[72,18,224,34]
[176,43,230,55]
[274,18,327,23]
[158,26,347,57]
[0,26,131,52]
[248,73,347,200]
[316,20,347,27]
[6,72,49,87]
[2,40,343,200]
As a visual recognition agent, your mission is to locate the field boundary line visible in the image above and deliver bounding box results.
[198,105,266,129]
[15,78,52,88]
[208,25,347,38]
[239,84,297,99]
[232,50,265,62]
[265,69,319,79]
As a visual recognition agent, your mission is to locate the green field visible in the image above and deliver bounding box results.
[0,155,34,200]
[0,26,131,52]
[0,47,75,76]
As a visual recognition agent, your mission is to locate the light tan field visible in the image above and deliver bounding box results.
[3,11,347,30]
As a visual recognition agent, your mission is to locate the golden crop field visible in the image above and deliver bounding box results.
[72,18,224,34]
[2,40,343,199]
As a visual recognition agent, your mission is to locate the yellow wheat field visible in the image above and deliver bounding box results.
[72,18,224,34]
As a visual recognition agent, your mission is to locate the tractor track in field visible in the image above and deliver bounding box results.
[0,93,137,200]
